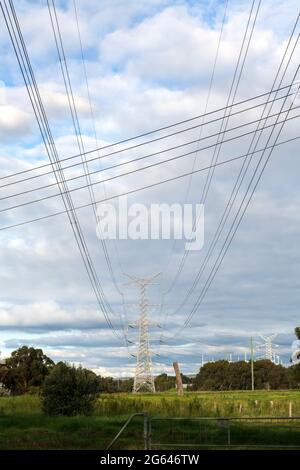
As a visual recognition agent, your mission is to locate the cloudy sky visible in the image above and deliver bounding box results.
[0,0,299,377]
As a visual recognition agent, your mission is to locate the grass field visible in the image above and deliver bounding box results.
[1,390,300,449]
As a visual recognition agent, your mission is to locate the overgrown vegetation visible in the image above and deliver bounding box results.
[1,390,299,418]
[1,391,300,449]
[42,362,99,416]
[95,390,300,417]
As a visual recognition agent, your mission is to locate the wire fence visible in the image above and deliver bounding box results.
[150,416,300,449]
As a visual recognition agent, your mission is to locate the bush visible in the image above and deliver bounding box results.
[41,362,99,416]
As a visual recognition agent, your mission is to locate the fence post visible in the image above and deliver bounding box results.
[143,413,150,450]
[289,401,293,418]
[227,420,231,446]
[148,417,152,450]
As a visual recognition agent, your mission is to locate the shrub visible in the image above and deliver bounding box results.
[41,362,99,416]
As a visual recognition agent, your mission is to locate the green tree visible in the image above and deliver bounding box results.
[288,363,300,388]
[253,360,289,390]
[155,373,175,391]
[193,359,289,391]
[2,346,54,394]
[193,361,232,391]
[96,376,133,393]
[42,362,99,416]
[118,378,134,392]
[295,327,300,340]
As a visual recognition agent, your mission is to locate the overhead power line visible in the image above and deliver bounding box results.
[0,133,298,231]
[0,83,296,185]
[161,0,261,299]
[167,13,300,336]
[1,0,122,340]
[175,63,300,337]
[72,0,128,326]
[47,0,124,302]
[1,105,299,205]
[158,0,229,311]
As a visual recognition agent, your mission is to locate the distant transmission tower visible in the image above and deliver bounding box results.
[260,334,277,361]
[125,274,160,393]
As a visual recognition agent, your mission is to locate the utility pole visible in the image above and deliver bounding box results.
[250,336,254,391]
[125,274,159,393]
[173,361,184,396]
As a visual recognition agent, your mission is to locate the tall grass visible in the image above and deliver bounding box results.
[1,390,300,418]
[0,394,40,415]
[0,391,300,449]
[95,390,300,417]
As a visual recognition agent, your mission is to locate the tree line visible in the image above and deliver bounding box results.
[0,346,190,394]
[0,326,299,396]
[1,346,300,395]
[193,359,300,391]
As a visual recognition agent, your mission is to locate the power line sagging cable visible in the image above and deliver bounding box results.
[1,0,122,340]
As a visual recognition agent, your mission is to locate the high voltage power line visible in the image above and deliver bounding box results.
[161,12,300,343]
[1,0,299,375]
[47,0,124,303]
[170,64,300,339]
[161,0,261,299]
[1,105,299,204]
[0,84,296,186]
[71,0,129,332]
[0,0,124,341]
[168,13,300,323]
[158,0,261,343]
[0,132,299,229]
[158,0,229,316]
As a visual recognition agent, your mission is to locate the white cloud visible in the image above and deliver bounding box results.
[0,104,32,137]
[0,301,113,329]
[0,0,299,375]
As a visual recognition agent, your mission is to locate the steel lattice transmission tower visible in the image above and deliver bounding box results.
[125,274,160,393]
[260,334,277,361]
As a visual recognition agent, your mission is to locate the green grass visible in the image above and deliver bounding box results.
[96,390,300,417]
[0,391,300,449]
[151,418,300,450]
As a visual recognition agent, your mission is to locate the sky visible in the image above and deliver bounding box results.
[0,0,299,377]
